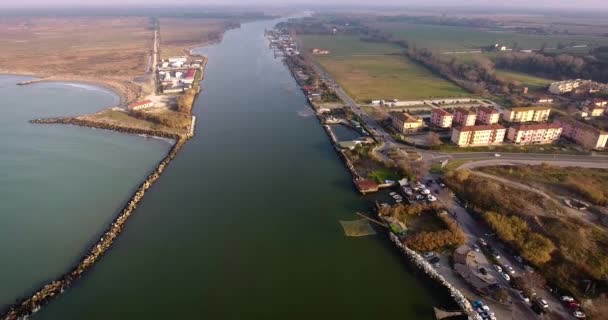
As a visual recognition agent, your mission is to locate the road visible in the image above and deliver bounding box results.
[312,61,608,172]
[429,176,574,320]
[312,62,594,319]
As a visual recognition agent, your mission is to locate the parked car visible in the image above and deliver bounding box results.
[478,238,488,246]
[516,290,530,303]
[503,264,515,274]
[427,195,437,202]
[513,255,523,264]
[479,267,489,275]
[439,182,447,188]
[494,153,501,157]
[489,249,501,259]
[573,311,587,319]
[472,244,480,252]
[500,272,511,281]
[523,265,535,273]
[493,265,503,272]
[422,252,434,258]
[429,256,440,264]
[534,297,549,309]
[561,296,575,302]
[565,301,581,309]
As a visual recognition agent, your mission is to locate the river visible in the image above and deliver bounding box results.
[27,19,441,319]
[0,75,170,311]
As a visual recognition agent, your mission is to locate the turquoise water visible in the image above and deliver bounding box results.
[0,75,170,310]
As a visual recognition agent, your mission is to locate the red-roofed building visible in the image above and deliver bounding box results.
[128,99,154,111]
[476,106,500,125]
[507,123,562,145]
[354,179,379,194]
[453,108,477,127]
[430,108,453,128]
[451,124,506,147]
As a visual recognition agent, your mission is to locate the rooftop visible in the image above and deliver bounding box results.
[391,112,422,123]
[456,124,505,132]
[432,108,452,116]
[510,122,562,131]
[454,107,475,115]
[128,99,153,108]
[476,106,499,114]
[510,106,551,112]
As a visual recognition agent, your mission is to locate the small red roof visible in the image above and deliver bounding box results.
[129,100,153,108]
[432,108,452,116]
[355,179,379,191]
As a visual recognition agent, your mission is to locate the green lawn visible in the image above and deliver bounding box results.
[298,35,402,56]
[367,168,400,183]
[368,22,608,52]
[316,54,468,102]
[495,70,555,91]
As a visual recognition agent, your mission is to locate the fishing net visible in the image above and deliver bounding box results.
[339,219,376,237]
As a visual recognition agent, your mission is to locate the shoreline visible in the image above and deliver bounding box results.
[1,46,209,320]
[272,30,474,316]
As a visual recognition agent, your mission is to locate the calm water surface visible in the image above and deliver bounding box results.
[32,19,441,319]
[0,76,170,310]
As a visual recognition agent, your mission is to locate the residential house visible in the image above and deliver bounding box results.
[453,108,477,127]
[391,112,424,134]
[430,108,453,128]
[451,124,506,147]
[555,118,608,150]
[476,106,500,125]
[503,106,551,123]
[507,123,562,145]
[128,100,154,111]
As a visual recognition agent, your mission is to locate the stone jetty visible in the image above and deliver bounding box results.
[0,135,190,320]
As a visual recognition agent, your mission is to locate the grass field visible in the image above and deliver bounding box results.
[298,35,402,56]
[495,70,555,91]
[159,18,231,59]
[368,22,608,52]
[316,54,468,101]
[0,17,152,78]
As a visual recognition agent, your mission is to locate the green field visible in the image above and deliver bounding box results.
[298,35,468,101]
[298,35,402,56]
[368,22,608,52]
[317,54,468,101]
[495,70,555,91]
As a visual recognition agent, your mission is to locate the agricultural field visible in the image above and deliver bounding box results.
[159,18,234,58]
[495,70,555,91]
[317,54,468,101]
[0,17,152,78]
[367,21,608,52]
[297,35,402,56]
[299,35,467,102]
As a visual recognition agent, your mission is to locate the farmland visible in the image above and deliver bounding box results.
[159,18,235,59]
[367,21,608,52]
[297,35,402,56]
[0,16,152,78]
[298,35,468,101]
[495,70,555,91]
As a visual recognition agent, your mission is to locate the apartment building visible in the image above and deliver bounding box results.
[430,108,453,128]
[391,112,424,134]
[549,80,581,94]
[555,118,608,150]
[451,124,506,147]
[503,106,551,123]
[507,123,562,145]
[476,106,500,125]
[453,108,477,127]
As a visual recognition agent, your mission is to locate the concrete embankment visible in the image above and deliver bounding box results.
[388,233,481,320]
[0,135,190,320]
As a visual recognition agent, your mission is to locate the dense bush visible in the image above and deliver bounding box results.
[405,214,466,251]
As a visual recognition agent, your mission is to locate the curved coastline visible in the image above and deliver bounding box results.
[1,54,204,318]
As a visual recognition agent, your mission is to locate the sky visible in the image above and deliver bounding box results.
[1,0,608,10]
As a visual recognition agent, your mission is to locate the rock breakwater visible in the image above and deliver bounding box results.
[0,136,190,320]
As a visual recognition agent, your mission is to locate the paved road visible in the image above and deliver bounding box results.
[428,176,574,320]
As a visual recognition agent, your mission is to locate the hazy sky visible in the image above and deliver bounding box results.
[2,0,608,9]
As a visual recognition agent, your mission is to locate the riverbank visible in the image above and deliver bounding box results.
[270,27,473,316]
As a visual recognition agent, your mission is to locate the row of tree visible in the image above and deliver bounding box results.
[495,51,608,82]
